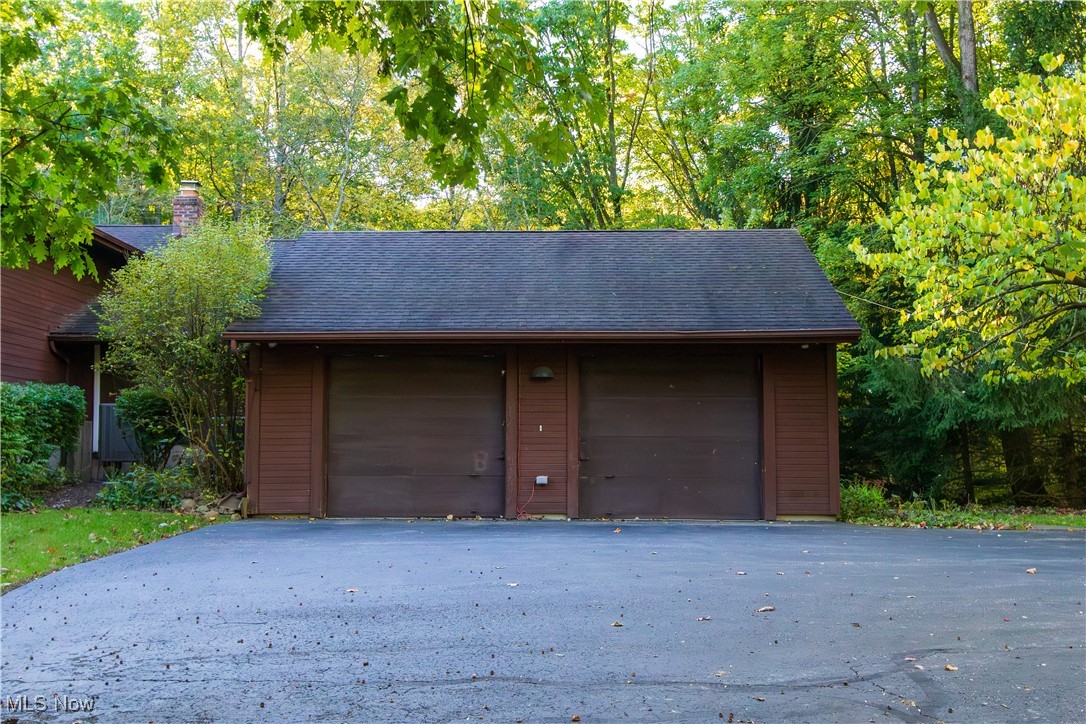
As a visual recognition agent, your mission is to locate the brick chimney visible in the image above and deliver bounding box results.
[172,180,205,236]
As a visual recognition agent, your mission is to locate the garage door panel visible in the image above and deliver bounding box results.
[327,475,505,518]
[579,476,760,519]
[328,355,504,517]
[332,357,501,396]
[329,434,502,477]
[581,397,760,437]
[581,356,758,397]
[329,396,502,437]
[579,354,761,519]
[581,437,758,478]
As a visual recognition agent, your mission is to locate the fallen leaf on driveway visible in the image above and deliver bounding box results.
[944,664,959,671]
[346,588,359,593]
[611,621,624,627]
[755,606,775,613]
[571,717,581,722]
[1026,568,1037,574]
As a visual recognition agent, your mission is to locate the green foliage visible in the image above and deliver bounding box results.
[1002,0,1086,77]
[836,489,1083,531]
[1,0,176,276]
[856,58,1086,384]
[838,482,891,521]
[240,0,541,188]
[0,382,84,505]
[93,464,199,511]
[115,387,183,468]
[99,219,272,493]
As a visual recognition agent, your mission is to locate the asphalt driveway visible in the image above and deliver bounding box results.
[2,520,1083,723]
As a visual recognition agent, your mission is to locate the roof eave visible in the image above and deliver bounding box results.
[222,328,863,344]
[92,228,142,256]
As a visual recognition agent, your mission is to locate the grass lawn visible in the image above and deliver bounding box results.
[992,510,1086,527]
[1,508,217,591]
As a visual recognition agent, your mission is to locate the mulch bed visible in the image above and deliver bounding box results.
[42,482,105,509]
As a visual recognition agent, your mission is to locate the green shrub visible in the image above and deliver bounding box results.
[1,382,84,506]
[115,387,183,468]
[838,482,891,521]
[93,464,200,511]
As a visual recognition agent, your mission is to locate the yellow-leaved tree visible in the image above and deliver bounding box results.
[854,55,1085,385]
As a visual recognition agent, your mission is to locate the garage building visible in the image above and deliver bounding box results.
[224,230,860,520]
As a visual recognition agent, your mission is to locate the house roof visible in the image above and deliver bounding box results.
[50,225,172,342]
[225,230,860,342]
[94,225,172,254]
[50,302,102,341]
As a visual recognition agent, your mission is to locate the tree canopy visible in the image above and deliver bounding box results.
[1,0,175,277]
[855,56,1086,385]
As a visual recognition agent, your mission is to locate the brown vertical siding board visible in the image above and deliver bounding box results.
[762,353,777,520]
[516,347,568,515]
[255,349,312,514]
[566,347,580,519]
[310,354,327,518]
[246,344,263,514]
[504,347,519,519]
[772,346,832,515]
[827,344,841,515]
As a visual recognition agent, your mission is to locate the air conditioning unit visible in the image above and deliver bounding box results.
[98,404,141,463]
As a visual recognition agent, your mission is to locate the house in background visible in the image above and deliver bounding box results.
[225,229,861,520]
[0,182,203,481]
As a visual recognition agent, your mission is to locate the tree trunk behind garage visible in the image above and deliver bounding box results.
[1000,427,1048,504]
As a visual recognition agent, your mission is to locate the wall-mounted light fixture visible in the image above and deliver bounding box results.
[529,365,555,381]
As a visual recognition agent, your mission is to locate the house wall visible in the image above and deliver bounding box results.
[763,345,839,516]
[514,346,570,517]
[246,342,842,519]
[1,261,104,385]
[245,345,318,515]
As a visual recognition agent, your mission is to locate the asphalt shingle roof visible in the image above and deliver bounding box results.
[51,302,102,339]
[226,230,859,339]
[95,225,172,253]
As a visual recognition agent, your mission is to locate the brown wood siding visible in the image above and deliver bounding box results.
[252,349,313,514]
[1,262,104,385]
[768,345,835,515]
[516,347,568,515]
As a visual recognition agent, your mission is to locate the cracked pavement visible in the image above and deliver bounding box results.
[2,520,1083,722]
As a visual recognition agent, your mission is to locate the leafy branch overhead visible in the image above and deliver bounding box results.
[855,56,1086,385]
[239,0,543,188]
[0,0,176,277]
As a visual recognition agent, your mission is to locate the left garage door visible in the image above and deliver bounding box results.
[327,355,505,517]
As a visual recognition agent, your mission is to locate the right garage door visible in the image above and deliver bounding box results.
[578,354,761,519]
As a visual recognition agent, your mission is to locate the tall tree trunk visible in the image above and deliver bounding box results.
[272,58,288,220]
[959,422,975,503]
[1000,427,1048,505]
[956,0,977,93]
[924,0,980,133]
[1056,424,1082,506]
